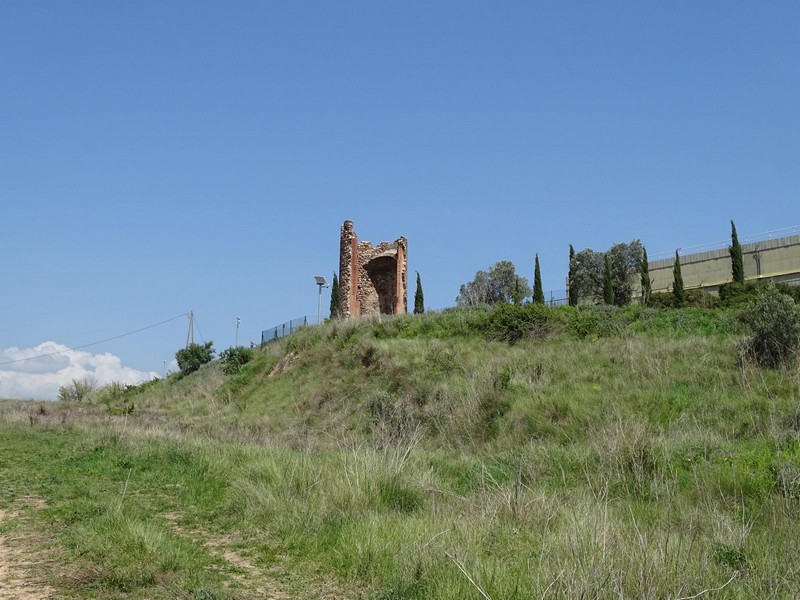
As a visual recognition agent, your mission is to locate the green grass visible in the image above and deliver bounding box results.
[2,305,800,598]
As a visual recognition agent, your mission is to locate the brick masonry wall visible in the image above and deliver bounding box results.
[338,221,408,317]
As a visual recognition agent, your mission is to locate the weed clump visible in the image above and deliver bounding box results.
[378,476,424,513]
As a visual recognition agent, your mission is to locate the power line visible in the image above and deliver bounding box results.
[193,313,207,344]
[0,312,189,367]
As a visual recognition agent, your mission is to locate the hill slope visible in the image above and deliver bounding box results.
[1,305,799,599]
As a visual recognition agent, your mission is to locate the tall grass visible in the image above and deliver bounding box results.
[2,305,800,597]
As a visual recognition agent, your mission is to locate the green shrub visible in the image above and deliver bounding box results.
[742,285,800,368]
[91,381,141,415]
[649,291,676,309]
[779,283,800,303]
[685,289,719,308]
[719,281,761,307]
[720,281,800,308]
[93,379,159,408]
[219,346,254,375]
[175,341,215,376]
[478,303,553,342]
[566,305,621,338]
[399,307,486,339]
[58,376,97,402]
[650,289,718,309]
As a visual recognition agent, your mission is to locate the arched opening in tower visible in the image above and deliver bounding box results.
[364,255,398,315]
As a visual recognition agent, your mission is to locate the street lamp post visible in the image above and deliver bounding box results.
[235,316,241,347]
[314,276,329,324]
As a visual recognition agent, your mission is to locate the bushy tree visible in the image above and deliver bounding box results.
[487,261,531,304]
[729,220,745,284]
[639,245,652,306]
[568,244,578,307]
[672,251,684,307]
[570,240,642,306]
[457,269,490,306]
[219,345,254,375]
[456,261,531,306]
[606,240,643,305]
[414,272,425,314]
[742,285,800,368]
[175,341,215,376]
[569,248,605,304]
[533,254,545,305]
[329,272,340,319]
[603,255,614,305]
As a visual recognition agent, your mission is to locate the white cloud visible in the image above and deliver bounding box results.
[0,342,159,400]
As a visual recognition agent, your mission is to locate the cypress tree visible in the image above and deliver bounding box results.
[511,279,522,305]
[533,254,545,304]
[414,272,425,314]
[729,220,745,284]
[568,244,578,306]
[603,254,614,305]
[329,272,340,319]
[639,246,652,306]
[673,250,684,307]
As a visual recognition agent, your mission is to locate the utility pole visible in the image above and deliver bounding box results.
[186,311,194,348]
[235,316,241,347]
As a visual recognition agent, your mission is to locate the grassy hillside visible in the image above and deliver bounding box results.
[2,304,800,598]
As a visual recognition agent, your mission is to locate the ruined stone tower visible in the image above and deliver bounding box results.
[339,220,408,318]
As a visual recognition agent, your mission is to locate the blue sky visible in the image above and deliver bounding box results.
[2,1,798,398]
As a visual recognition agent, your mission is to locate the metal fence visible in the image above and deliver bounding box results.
[260,293,571,346]
[261,316,309,346]
[546,290,568,307]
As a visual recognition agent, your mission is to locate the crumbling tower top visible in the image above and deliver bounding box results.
[338,220,407,318]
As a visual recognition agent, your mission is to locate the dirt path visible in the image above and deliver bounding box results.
[0,508,56,599]
[1,503,344,600]
[162,511,292,599]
